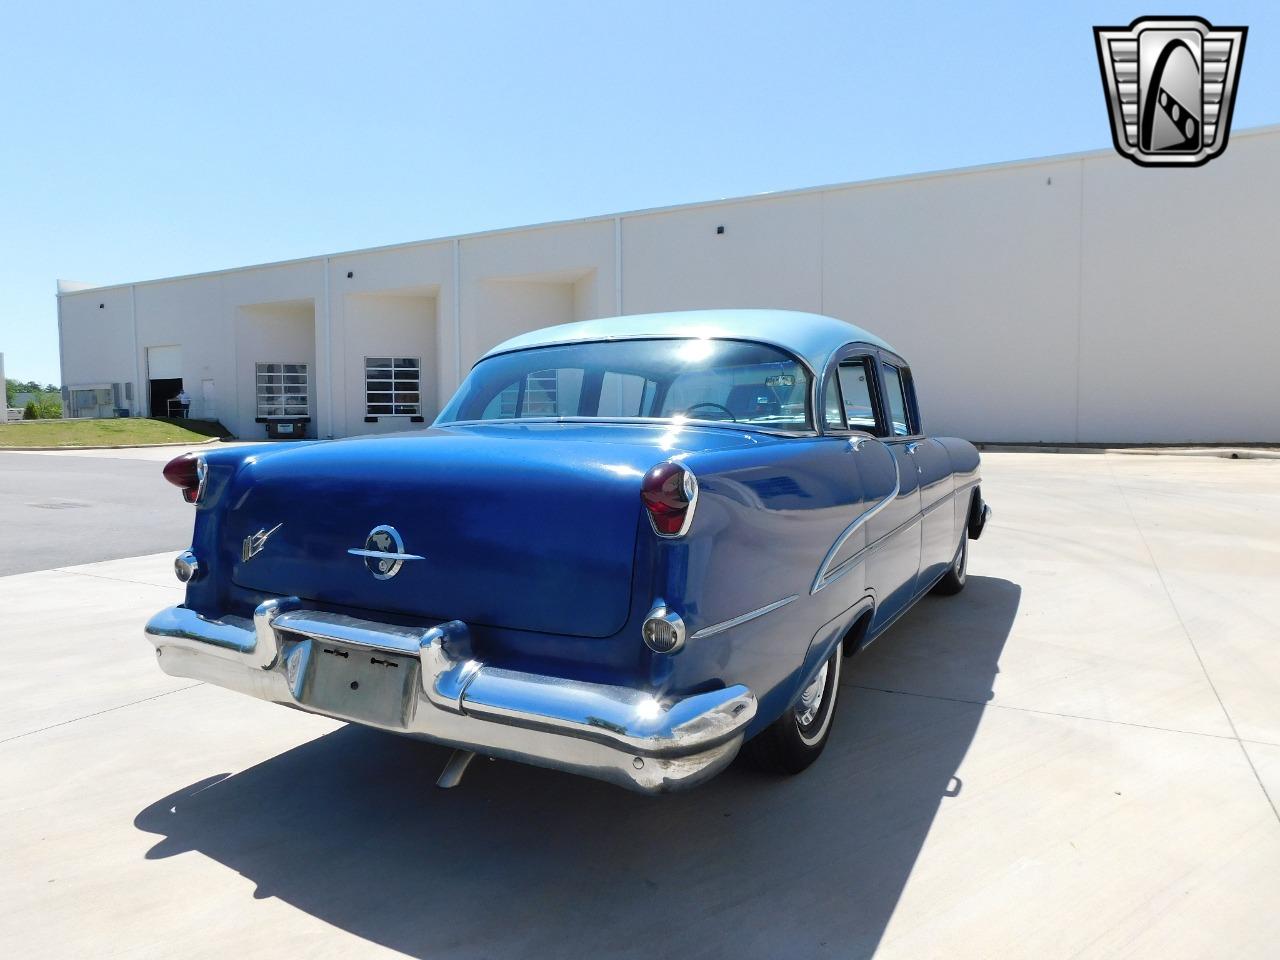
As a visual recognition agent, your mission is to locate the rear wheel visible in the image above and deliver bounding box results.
[745,643,842,775]
[932,536,967,596]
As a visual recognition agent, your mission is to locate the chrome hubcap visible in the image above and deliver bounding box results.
[795,661,829,727]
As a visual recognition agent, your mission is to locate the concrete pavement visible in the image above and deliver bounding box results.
[1,452,1277,958]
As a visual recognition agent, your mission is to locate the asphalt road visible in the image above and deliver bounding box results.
[0,450,197,575]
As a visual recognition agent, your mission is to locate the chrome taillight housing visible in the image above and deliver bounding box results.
[640,461,699,537]
[162,453,207,504]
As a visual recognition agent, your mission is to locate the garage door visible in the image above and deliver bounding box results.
[146,345,182,380]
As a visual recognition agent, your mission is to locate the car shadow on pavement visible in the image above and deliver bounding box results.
[134,575,1019,960]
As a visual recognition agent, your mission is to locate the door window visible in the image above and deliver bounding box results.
[881,363,914,437]
[837,360,878,432]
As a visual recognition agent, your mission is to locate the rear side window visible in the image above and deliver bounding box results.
[881,363,914,437]
[837,361,878,432]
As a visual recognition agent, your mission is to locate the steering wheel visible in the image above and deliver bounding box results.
[685,401,738,422]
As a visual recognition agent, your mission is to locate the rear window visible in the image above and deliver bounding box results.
[439,338,812,433]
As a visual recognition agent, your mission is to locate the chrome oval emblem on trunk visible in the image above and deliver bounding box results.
[346,525,424,580]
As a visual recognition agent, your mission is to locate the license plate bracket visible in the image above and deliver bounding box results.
[299,642,418,728]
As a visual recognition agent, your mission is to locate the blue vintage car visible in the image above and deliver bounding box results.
[146,310,991,793]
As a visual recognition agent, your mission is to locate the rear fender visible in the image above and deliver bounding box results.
[748,596,874,735]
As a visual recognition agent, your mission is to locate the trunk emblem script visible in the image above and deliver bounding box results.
[242,523,283,562]
[347,525,424,580]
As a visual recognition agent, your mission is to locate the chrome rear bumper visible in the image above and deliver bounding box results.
[144,601,756,794]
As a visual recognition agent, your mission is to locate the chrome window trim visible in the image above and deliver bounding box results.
[440,415,819,439]
[690,594,799,640]
[818,351,886,439]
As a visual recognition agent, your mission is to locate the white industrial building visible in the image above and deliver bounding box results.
[57,125,1280,443]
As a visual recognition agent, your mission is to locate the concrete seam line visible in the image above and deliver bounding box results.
[0,684,203,746]
[848,684,1248,745]
[48,567,183,590]
[1104,457,1280,825]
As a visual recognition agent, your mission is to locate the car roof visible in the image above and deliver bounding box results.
[480,309,898,374]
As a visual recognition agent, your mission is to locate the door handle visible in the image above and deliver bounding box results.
[848,436,870,452]
[905,441,922,454]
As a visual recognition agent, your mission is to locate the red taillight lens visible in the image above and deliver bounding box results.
[641,462,698,537]
[162,453,206,504]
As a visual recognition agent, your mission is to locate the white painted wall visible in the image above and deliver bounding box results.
[56,125,1280,443]
[59,287,139,411]
[1077,136,1280,442]
[820,160,1084,442]
[459,219,614,373]
[622,192,824,315]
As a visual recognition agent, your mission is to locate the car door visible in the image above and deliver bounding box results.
[881,361,956,590]
[867,358,923,629]
[813,351,896,603]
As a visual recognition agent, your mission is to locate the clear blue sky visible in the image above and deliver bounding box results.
[1,1,1275,385]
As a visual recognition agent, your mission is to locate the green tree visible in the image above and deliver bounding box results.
[22,401,38,420]
[33,394,62,419]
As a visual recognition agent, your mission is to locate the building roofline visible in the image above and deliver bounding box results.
[58,122,1280,298]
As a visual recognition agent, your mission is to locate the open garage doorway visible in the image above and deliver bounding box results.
[146,345,184,417]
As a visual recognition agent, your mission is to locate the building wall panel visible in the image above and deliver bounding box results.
[55,127,1280,444]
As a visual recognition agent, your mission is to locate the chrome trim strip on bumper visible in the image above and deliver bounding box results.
[691,594,799,640]
[144,603,756,795]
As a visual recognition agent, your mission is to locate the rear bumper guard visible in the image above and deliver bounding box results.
[144,602,756,794]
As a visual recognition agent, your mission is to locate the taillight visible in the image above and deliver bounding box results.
[163,453,207,504]
[641,461,699,537]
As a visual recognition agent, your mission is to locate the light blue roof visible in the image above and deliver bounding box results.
[481,309,897,374]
